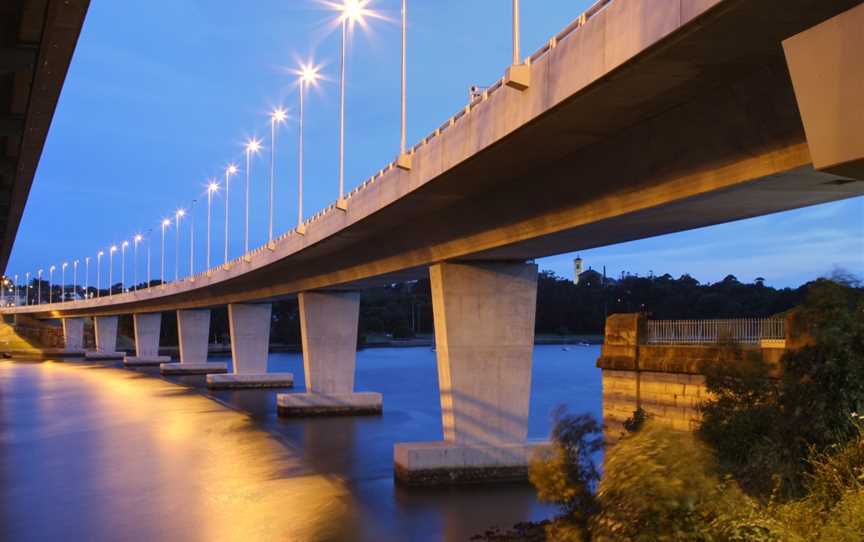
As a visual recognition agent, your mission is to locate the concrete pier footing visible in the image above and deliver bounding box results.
[161,310,224,375]
[276,392,382,416]
[394,262,546,484]
[161,362,227,375]
[278,291,380,416]
[205,303,292,389]
[125,356,171,367]
[394,441,551,485]
[86,316,123,359]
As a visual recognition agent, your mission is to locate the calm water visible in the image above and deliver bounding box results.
[0,346,601,542]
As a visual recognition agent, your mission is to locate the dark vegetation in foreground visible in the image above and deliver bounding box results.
[477,277,864,541]
[107,271,809,346]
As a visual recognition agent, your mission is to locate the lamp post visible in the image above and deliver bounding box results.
[161,219,169,284]
[224,164,237,264]
[13,274,17,306]
[146,229,152,287]
[109,245,117,295]
[512,0,520,65]
[49,266,55,303]
[121,240,129,292]
[61,262,68,302]
[37,269,43,304]
[207,182,218,269]
[189,200,196,277]
[397,0,411,169]
[296,64,320,233]
[336,1,368,208]
[244,139,261,254]
[270,109,286,243]
[85,256,91,298]
[133,234,143,291]
[25,272,30,305]
[97,251,103,297]
[73,260,78,300]
[175,209,185,281]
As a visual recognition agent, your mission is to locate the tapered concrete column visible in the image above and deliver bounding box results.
[277,291,381,416]
[161,309,226,375]
[85,316,123,360]
[62,317,84,353]
[207,303,292,389]
[125,313,170,366]
[394,262,549,484]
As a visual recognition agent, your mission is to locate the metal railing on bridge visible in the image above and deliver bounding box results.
[645,318,786,345]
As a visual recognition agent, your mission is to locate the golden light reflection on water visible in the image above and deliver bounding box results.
[4,361,359,542]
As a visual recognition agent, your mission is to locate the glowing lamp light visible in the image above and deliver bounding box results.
[271,108,287,123]
[208,181,219,193]
[162,219,171,227]
[299,64,321,85]
[122,240,129,248]
[340,0,370,23]
[246,138,262,154]
[227,164,238,176]
[135,234,143,242]
[110,245,117,253]
[176,209,186,218]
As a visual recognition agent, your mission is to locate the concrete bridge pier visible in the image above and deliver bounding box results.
[124,313,170,366]
[61,317,85,354]
[207,303,293,389]
[277,291,381,416]
[161,309,226,375]
[394,262,549,485]
[85,316,123,360]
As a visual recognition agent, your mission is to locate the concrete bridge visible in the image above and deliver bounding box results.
[2,0,864,483]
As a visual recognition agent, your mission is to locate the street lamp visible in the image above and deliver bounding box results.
[189,200,196,277]
[224,164,238,264]
[133,234,143,290]
[207,181,218,269]
[97,251,104,297]
[296,63,321,234]
[175,209,185,280]
[335,0,373,209]
[396,0,411,170]
[48,266,55,303]
[109,245,117,295]
[37,269,43,304]
[24,272,30,305]
[146,229,152,287]
[121,240,129,292]
[72,260,78,301]
[85,256,91,298]
[270,108,287,243]
[161,219,170,284]
[244,138,261,255]
[61,262,68,302]
[505,0,529,90]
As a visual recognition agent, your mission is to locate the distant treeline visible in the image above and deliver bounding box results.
[138,268,823,346]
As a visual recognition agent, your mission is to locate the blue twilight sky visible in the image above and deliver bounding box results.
[7,0,863,288]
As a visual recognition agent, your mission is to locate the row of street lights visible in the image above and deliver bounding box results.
[13,0,526,306]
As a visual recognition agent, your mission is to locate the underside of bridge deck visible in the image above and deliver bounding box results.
[4,0,863,319]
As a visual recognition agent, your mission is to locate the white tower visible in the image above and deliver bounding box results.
[574,256,584,285]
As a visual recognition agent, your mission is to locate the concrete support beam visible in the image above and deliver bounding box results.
[161,309,226,375]
[206,303,292,389]
[277,291,381,416]
[85,316,123,360]
[61,317,84,353]
[783,4,864,179]
[394,262,548,484]
[125,313,170,366]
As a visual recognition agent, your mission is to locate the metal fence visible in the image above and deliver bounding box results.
[646,318,786,345]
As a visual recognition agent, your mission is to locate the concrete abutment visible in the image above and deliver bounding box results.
[85,316,123,360]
